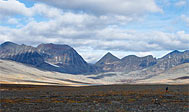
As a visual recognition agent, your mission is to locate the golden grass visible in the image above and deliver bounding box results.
[1,89,188,105]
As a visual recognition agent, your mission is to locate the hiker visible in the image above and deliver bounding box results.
[166,87,168,92]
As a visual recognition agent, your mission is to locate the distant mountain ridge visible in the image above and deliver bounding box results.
[96,50,189,74]
[0,41,189,75]
[0,42,99,74]
[0,42,44,66]
[95,53,157,73]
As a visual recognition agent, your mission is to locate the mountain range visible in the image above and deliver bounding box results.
[0,41,189,75]
[96,50,189,74]
[0,42,100,74]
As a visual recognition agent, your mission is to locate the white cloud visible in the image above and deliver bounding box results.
[0,0,188,63]
[0,16,188,52]
[35,0,162,16]
[175,0,187,7]
[31,3,63,18]
[181,15,189,26]
[7,18,19,24]
[0,0,162,25]
[0,0,32,18]
[1,16,189,62]
[0,0,63,19]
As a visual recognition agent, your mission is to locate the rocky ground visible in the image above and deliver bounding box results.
[0,84,188,112]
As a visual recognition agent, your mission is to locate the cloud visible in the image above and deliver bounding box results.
[0,0,161,28]
[34,0,162,16]
[1,20,188,63]
[0,15,188,52]
[181,15,189,26]
[0,0,162,20]
[0,0,32,18]
[0,0,188,63]
[0,9,188,62]
[7,18,19,24]
[0,0,63,20]
[31,3,63,18]
[175,0,187,7]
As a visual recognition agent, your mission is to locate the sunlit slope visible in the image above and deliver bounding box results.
[137,63,189,84]
[0,59,106,86]
[0,59,188,85]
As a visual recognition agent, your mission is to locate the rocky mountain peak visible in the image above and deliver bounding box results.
[0,42,44,66]
[37,43,73,51]
[37,43,100,74]
[0,42,36,54]
[103,52,119,60]
[160,50,184,60]
[106,52,114,56]
[1,41,18,47]
[168,50,182,56]
[121,55,139,61]
[37,43,86,65]
[118,55,157,72]
[156,50,189,71]
[96,52,120,66]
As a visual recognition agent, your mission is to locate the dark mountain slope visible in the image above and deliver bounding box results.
[156,50,189,70]
[0,42,44,66]
[127,50,189,79]
[0,42,65,73]
[96,52,120,66]
[95,52,120,72]
[95,53,157,73]
[119,55,157,73]
[37,43,100,74]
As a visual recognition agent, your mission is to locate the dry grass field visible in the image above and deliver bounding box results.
[0,84,189,112]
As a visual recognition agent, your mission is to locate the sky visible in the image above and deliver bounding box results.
[0,0,189,63]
